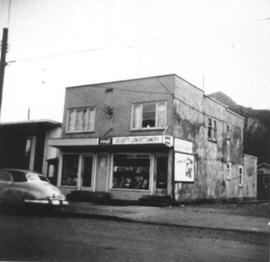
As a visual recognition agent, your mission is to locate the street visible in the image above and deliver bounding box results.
[0,209,269,262]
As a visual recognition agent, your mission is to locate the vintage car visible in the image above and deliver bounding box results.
[0,169,68,206]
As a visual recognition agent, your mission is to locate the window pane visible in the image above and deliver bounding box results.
[208,118,212,139]
[61,155,79,186]
[133,105,142,129]
[142,103,155,128]
[156,156,168,189]
[156,102,166,127]
[68,110,76,131]
[87,109,95,131]
[112,154,150,190]
[76,110,83,130]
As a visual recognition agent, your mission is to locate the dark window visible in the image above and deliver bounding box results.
[132,102,166,129]
[61,155,79,186]
[208,118,217,141]
[226,124,231,139]
[156,156,168,189]
[81,156,93,187]
[142,103,156,128]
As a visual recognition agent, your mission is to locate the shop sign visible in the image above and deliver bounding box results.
[113,135,163,145]
[99,138,112,145]
[163,135,173,147]
[174,138,193,154]
[174,152,194,182]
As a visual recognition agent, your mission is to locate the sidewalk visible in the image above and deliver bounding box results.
[58,201,270,234]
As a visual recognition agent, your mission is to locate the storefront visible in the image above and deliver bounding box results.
[50,135,175,200]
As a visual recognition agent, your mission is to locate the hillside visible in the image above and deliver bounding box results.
[209,92,270,164]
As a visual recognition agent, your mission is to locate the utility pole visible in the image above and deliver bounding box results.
[0,27,8,121]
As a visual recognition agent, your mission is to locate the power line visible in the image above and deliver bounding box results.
[6,33,186,64]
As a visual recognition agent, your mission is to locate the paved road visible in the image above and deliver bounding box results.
[0,211,269,262]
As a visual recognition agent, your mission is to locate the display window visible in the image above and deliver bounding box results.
[112,154,150,190]
[61,154,79,186]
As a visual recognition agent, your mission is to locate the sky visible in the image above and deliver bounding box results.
[0,0,270,122]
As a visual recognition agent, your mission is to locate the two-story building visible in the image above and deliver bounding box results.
[49,74,257,202]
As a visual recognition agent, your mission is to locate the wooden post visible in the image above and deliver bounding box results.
[0,28,8,121]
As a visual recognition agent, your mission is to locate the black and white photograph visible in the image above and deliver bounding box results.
[0,0,270,261]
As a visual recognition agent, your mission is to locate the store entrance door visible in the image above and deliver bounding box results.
[155,155,168,195]
[80,155,94,190]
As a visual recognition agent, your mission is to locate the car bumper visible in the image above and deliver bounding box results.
[24,199,69,206]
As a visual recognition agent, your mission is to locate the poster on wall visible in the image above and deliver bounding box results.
[174,152,194,182]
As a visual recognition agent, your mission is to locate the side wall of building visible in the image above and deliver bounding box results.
[173,76,245,201]
[243,154,257,199]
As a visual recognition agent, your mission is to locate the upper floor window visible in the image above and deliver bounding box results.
[208,118,217,142]
[131,101,167,130]
[226,124,231,140]
[238,165,243,187]
[226,162,232,180]
[66,107,95,133]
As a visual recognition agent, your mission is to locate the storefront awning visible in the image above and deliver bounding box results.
[48,135,174,148]
[48,138,99,147]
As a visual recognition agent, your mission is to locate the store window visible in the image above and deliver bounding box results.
[208,118,217,142]
[131,101,166,129]
[112,154,150,190]
[61,154,79,186]
[66,107,95,133]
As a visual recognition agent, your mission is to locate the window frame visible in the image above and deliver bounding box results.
[60,153,80,188]
[130,101,167,131]
[238,165,244,187]
[110,153,153,192]
[226,162,232,180]
[59,153,96,190]
[65,107,96,133]
[207,117,217,142]
[226,124,232,140]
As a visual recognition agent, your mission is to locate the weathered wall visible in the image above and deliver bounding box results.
[42,126,62,174]
[243,154,257,199]
[63,75,175,139]
[173,76,245,201]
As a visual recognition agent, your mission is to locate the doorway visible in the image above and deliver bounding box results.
[80,155,94,190]
[155,155,168,195]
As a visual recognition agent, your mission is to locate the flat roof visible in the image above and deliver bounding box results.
[66,73,244,119]
[0,119,62,128]
[66,73,205,93]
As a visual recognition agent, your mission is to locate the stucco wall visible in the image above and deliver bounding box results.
[63,75,175,139]
[173,76,245,201]
[243,154,257,199]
